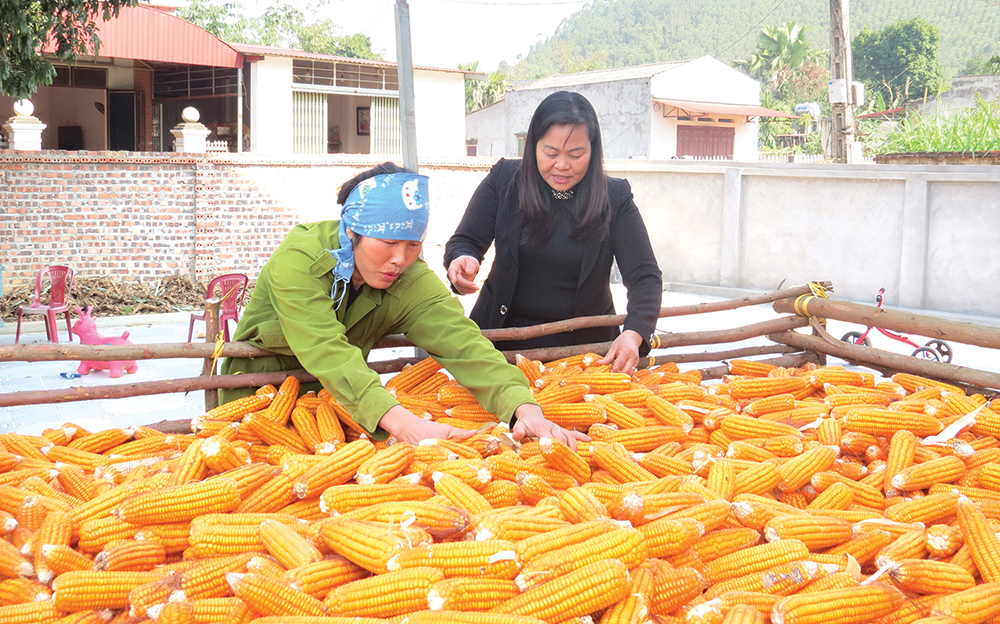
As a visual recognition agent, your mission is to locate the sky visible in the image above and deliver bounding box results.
[247,0,589,72]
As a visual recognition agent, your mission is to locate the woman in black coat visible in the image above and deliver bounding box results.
[444,91,662,372]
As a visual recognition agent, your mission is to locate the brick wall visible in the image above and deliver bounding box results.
[0,151,496,291]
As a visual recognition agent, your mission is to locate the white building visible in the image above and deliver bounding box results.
[232,43,471,158]
[467,56,796,161]
[0,3,472,158]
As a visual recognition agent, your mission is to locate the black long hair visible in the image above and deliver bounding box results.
[517,91,610,245]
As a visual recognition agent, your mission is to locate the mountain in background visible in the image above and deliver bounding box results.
[513,0,1000,79]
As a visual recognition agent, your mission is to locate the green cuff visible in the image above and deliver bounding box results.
[493,386,538,424]
[355,388,400,439]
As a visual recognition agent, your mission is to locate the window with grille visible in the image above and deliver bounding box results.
[292,92,328,154]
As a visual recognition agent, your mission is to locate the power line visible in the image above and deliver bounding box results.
[716,0,788,60]
[436,0,587,5]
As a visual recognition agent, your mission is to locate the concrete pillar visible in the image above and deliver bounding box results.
[897,175,929,309]
[2,100,46,151]
[170,107,211,153]
[719,167,744,287]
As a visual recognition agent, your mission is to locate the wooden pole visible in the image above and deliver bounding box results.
[773,296,1000,349]
[698,352,819,380]
[0,341,274,363]
[0,357,424,408]
[769,330,1000,390]
[374,282,832,348]
[202,298,221,411]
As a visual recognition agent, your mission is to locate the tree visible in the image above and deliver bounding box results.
[178,0,382,60]
[1,0,137,98]
[960,55,1000,75]
[458,61,510,114]
[853,17,945,103]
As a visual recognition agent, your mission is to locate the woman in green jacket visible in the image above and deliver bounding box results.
[222,163,586,448]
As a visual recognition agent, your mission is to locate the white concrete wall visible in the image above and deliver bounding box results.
[921,75,1000,117]
[417,158,1000,319]
[413,70,466,159]
[465,101,506,157]
[249,56,294,154]
[502,79,654,159]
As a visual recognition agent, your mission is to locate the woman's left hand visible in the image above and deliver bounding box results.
[510,404,590,451]
[597,329,645,373]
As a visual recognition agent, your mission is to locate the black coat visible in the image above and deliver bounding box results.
[443,159,662,353]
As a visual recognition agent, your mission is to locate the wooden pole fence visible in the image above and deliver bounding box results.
[773,295,1000,349]
[769,329,1000,391]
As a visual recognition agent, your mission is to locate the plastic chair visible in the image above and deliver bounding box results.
[188,273,249,342]
[15,266,75,343]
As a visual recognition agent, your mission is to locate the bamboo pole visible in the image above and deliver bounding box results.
[773,295,1000,349]
[202,298,221,411]
[769,329,1000,391]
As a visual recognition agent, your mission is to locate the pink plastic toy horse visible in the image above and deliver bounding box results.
[71,306,138,378]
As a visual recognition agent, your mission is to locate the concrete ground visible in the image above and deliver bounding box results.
[3,286,998,436]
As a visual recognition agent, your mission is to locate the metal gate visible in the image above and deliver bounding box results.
[676,125,735,159]
[292,91,327,154]
[371,96,401,156]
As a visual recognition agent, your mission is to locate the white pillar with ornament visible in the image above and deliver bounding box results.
[170,107,211,153]
[3,100,47,151]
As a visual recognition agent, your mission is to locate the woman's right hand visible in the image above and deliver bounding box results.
[447,256,481,294]
[379,404,475,444]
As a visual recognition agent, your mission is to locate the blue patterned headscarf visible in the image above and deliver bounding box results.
[328,173,430,307]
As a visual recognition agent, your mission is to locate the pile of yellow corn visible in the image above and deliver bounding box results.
[2,353,1000,624]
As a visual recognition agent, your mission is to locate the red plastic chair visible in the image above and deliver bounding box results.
[15,266,75,343]
[188,273,249,343]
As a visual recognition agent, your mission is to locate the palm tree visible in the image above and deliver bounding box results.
[736,22,824,87]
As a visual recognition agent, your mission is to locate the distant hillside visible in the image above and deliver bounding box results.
[514,0,1000,79]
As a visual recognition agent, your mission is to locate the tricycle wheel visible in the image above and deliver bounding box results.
[924,340,953,363]
[911,347,942,362]
[840,331,872,347]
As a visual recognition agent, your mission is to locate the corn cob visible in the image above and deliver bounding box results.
[320,517,432,574]
[426,577,520,612]
[891,456,966,491]
[387,357,442,395]
[777,445,839,492]
[956,498,1000,582]
[432,472,492,514]
[764,513,852,550]
[729,376,808,400]
[703,539,810,584]
[556,486,609,522]
[225,572,324,617]
[513,520,612,564]
[928,582,1000,623]
[637,516,704,557]
[720,415,803,441]
[320,483,433,514]
[887,558,976,594]
[53,570,163,611]
[258,519,322,569]
[0,578,51,604]
[93,540,165,572]
[280,556,370,600]
[353,442,413,486]
[492,558,631,622]
[0,601,62,624]
[771,583,905,624]
[650,565,705,615]
[116,477,240,525]
[926,523,965,557]
[844,408,943,437]
[388,539,518,579]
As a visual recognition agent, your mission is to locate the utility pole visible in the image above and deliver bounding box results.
[829,0,855,163]
[394,0,419,171]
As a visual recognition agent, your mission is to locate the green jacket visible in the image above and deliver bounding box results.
[222,220,535,437]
